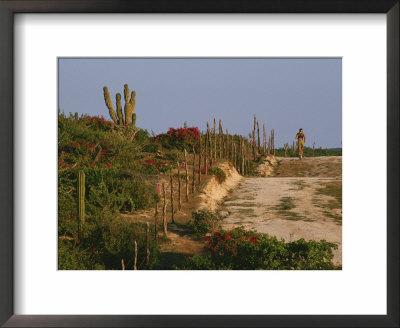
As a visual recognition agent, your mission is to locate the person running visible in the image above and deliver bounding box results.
[295,128,306,159]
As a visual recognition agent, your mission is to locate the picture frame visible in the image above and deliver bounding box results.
[0,0,398,327]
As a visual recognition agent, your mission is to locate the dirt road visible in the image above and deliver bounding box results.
[219,156,342,265]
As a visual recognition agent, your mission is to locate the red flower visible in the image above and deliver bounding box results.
[203,235,209,240]
[91,247,96,253]
[217,237,222,243]
[207,241,211,247]
[224,243,228,250]
[211,247,216,252]
[106,162,111,167]
[224,233,231,240]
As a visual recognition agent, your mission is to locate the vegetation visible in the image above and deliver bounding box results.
[190,210,222,236]
[208,168,227,183]
[58,108,340,270]
[275,146,342,157]
[181,227,339,270]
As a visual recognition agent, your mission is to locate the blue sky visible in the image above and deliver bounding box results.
[58,58,342,148]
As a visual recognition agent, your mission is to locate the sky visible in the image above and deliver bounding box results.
[58,58,342,148]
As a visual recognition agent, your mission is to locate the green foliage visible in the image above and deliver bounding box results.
[209,168,227,183]
[59,213,159,270]
[58,113,160,270]
[190,210,221,236]
[143,142,160,153]
[181,227,339,270]
[153,127,200,151]
[275,146,342,157]
[164,148,182,161]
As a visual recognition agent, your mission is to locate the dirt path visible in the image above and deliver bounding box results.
[219,156,342,265]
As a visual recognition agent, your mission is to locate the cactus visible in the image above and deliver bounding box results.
[103,87,118,124]
[123,84,136,126]
[77,170,85,236]
[116,93,124,125]
[132,113,137,127]
[103,84,136,127]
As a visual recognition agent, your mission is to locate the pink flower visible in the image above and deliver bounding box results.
[155,184,162,195]
[106,162,111,167]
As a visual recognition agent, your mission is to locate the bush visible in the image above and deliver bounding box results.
[209,168,227,183]
[181,227,339,270]
[153,127,200,151]
[58,213,160,270]
[143,142,159,153]
[190,210,221,236]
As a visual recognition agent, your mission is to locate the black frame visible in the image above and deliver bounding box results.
[0,1,398,327]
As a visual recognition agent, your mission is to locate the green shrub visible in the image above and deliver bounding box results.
[164,148,182,161]
[209,168,227,183]
[181,227,339,270]
[59,213,160,270]
[190,210,221,236]
[143,142,160,153]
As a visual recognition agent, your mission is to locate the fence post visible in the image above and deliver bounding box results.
[184,149,189,201]
[177,162,181,211]
[134,240,138,270]
[198,137,202,184]
[213,118,217,160]
[154,201,158,240]
[77,170,85,239]
[162,183,167,237]
[170,171,174,223]
[207,122,212,168]
[146,222,150,266]
[263,123,266,154]
[192,147,196,193]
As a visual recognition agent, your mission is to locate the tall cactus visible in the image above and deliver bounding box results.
[116,93,124,125]
[77,170,85,236]
[123,84,136,126]
[103,87,118,124]
[103,84,137,127]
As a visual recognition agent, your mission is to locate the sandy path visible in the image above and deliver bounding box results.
[219,156,342,265]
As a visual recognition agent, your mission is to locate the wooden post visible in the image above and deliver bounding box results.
[184,149,189,201]
[192,147,196,193]
[154,200,158,240]
[234,142,237,169]
[162,183,167,237]
[177,162,181,211]
[134,240,138,270]
[226,128,229,160]
[170,171,174,223]
[219,119,222,159]
[263,123,266,154]
[241,137,245,175]
[204,130,208,175]
[213,118,217,160]
[312,142,315,157]
[198,137,202,184]
[253,115,257,159]
[207,122,212,168]
[121,259,125,270]
[77,170,85,238]
[146,222,150,266]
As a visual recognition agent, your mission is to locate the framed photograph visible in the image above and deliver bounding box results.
[1,0,398,327]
